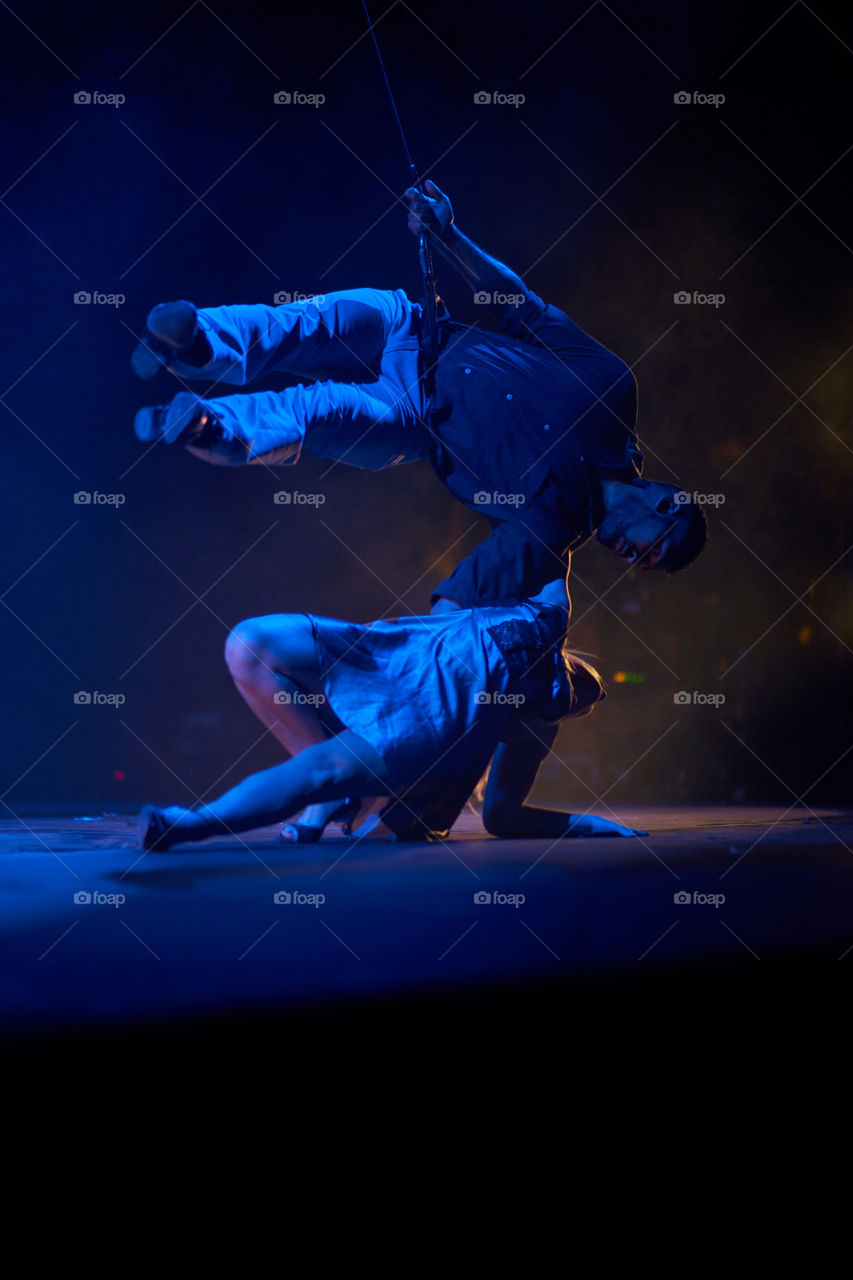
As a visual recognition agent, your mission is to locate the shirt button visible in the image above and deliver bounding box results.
[464,367,471,374]
[506,393,512,400]
[544,424,550,431]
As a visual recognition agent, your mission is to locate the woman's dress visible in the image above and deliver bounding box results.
[305,598,574,840]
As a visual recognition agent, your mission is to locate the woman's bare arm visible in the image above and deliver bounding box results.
[481,719,646,838]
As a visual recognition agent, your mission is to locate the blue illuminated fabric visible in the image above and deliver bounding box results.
[167,287,641,607]
[307,598,571,841]
[428,289,642,606]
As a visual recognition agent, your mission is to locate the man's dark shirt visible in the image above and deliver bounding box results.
[425,289,642,607]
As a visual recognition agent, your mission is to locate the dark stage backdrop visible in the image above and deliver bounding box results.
[1,1,850,812]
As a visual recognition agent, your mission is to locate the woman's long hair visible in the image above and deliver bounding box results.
[561,647,607,719]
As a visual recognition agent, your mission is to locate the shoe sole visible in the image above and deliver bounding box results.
[134,392,209,444]
[131,337,169,381]
[131,301,199,381]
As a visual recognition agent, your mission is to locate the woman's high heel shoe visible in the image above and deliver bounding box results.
[278,798,361,844]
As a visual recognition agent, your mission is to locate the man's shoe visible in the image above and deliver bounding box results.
[134,391,219,445]
[131,300,208,380]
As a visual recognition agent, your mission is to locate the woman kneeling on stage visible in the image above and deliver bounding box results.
[137,578,646,851]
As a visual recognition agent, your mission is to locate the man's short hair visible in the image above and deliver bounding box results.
[659,502,708,572]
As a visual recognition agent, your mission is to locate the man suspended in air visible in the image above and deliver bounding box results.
[132,180,707,611]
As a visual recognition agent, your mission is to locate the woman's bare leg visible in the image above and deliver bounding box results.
[224,614,328,749]
[224,613,376,835]
[139,730,390,851]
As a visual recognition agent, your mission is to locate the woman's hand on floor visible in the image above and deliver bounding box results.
[567,814,648,838]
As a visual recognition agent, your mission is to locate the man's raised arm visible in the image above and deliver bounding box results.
[403,180,529,307]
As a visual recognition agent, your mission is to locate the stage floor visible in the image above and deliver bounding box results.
[1,805,851,1034]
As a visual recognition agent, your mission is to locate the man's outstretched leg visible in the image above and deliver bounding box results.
[132,286,429,469]
[131,288,417,388]
[134,370,428,470]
